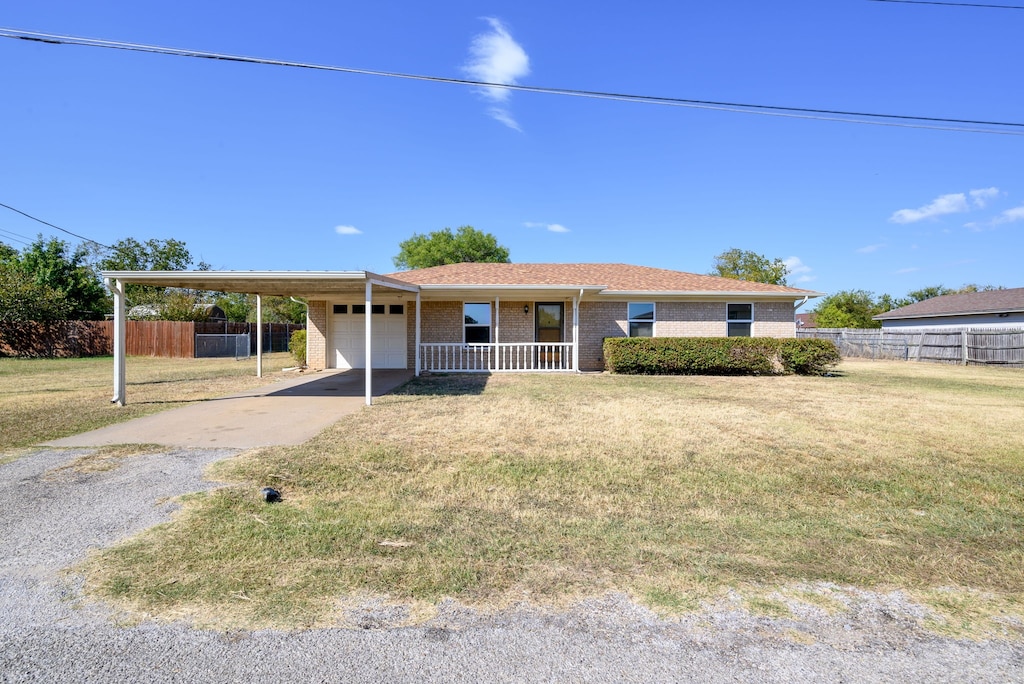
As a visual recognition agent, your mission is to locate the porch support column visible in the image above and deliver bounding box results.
[415,291,421,376]
[105,278,126,406]
[573,290,581,372]
[493,296,500,371]
[255,294,263,378]
[365,280,373,406]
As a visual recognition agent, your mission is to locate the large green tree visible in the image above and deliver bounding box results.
[0,237,107,320]
[813,290,886,328]
[710,248,789,285]
[392,226,510,270]
[98,237,209,306]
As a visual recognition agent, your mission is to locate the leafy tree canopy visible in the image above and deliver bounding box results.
[0,267,73,322]
[812,283,1003,329]
[0,236,106,320]
[710,248,789,286]
[98,237,209,306]
[392,226,510,270]
[813,290,884,328]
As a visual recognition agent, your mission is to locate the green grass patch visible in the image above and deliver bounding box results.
[83,360,1024,631]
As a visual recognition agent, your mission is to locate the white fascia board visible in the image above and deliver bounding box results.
[419,284,608,292]
[598,290,825,299]
[874,308,1024,321]
[100,270,371,282]
[367,275,421,293]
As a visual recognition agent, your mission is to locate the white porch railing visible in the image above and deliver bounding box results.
[420,343,575,372]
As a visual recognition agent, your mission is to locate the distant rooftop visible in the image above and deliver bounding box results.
[874,287,1024,320]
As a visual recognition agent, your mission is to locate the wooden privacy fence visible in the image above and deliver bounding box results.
[0,321,304,358]
[798,328,1024,367]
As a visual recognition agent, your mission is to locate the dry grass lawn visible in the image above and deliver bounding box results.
[0,353,294,452]
[84,360,1024,634]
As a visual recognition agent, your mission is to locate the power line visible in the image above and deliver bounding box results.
[1,27,1022,136]
[0,202,110,249]
[868,0,1024,9]
[0,227,35,247]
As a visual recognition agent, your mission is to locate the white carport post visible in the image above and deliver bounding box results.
[364,280,373,405]
[105,278,127,405]
[255,294,263,378]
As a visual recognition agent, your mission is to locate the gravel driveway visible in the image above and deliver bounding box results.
[2,447,1021,683]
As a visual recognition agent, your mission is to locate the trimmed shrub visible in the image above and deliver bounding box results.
[603,337,839,376]
[289,329,307,366]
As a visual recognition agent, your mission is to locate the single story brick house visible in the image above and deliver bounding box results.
[308,263,820,373]
[101,262,821,405]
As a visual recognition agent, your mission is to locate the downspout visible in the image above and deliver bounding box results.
[104,277,126,406]
[794,296,809,310]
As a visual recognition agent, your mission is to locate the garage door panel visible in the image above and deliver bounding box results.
[331,310,406,369]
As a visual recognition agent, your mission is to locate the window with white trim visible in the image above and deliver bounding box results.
[727,303,753,337]
[464,302,492,344]
[628,302,655,337]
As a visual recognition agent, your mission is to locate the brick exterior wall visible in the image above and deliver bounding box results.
[307,299,328,370]
[313,296,796,373]
[576,300,796,371]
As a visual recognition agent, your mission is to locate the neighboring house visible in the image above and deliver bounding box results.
[305,263,820,373]
[100,263,821,405]
[873,287,1024,331]
[795,313,817,329]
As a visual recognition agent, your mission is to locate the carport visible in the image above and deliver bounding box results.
[101,270,421,407]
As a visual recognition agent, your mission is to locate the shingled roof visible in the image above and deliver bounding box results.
[388,263,819,295]
[874,287,1024,320]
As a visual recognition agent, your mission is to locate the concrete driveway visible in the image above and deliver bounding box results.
[43,369,413,449]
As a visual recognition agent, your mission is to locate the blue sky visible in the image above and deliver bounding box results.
[1,1,1022,304]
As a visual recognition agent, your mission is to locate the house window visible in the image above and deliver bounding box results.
[464,302,492,344]
[333,304,347,315]
[371,304,386,314]
[389,304,404,315]
[628,302,655,337]
[352,304,366,314]
[727,303,753,337]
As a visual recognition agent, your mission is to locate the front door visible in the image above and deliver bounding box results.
[535,302,563,366]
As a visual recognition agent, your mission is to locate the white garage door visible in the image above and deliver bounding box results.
[331,303,407,369]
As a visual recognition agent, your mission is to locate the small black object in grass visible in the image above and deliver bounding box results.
[261,487,282,503]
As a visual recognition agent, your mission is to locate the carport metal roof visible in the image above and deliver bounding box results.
[101,270,420,409]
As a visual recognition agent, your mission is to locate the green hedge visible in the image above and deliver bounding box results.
[289,329,307,366]
[603,337,840,376]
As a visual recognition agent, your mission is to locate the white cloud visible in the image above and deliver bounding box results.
[965,203,1024,231]
[524,222,570,233]
[463,18,530,130]
[889,193,969,224]
[856,243,885,254]
[783,256,815,283]
[969,187,1000,208]
[334,225,362,235]
[993,204,1024,225]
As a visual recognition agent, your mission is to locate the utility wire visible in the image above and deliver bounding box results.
[0,201,110,249]
[2,27,1023,136]
[0,227,35,246]
[868,0,1024,9]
